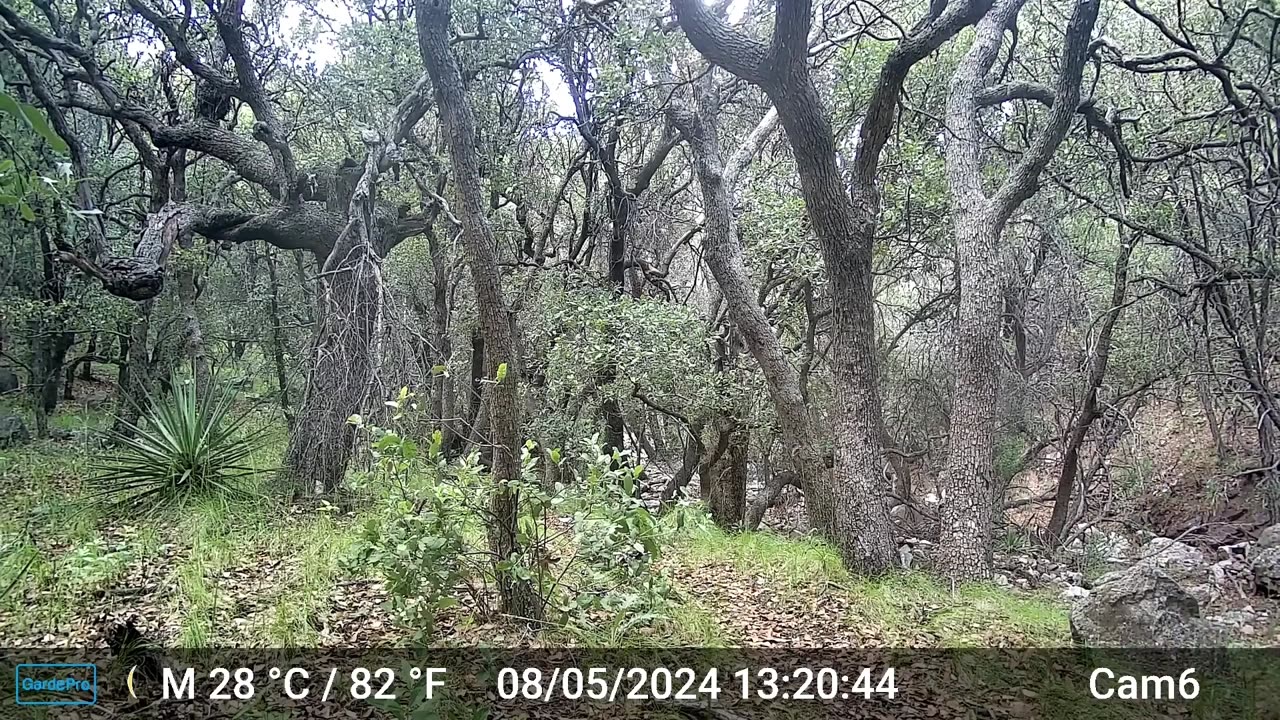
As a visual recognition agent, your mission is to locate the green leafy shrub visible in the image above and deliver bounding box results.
[349,390,674,640]
[348,396,477,639]
[90,375,264,514]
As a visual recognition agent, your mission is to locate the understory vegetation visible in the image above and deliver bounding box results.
[0,398,1072,648]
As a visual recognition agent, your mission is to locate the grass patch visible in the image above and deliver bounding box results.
[673,525,848,588]
[261,513,359,645]
[671,524,1070,647]
[847,572,1069,646]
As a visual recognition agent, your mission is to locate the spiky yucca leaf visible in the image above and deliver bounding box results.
[91,376,267,513]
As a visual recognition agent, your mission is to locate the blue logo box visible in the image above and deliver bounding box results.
[14,663,98,706]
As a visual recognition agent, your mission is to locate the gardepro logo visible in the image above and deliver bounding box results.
[15,663,98,706]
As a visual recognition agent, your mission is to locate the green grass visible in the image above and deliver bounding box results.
[675,524,848,588]
[670,524,1070,647]
[261,514,361,645]
[846,572,1068,645]
[176,554,217,647]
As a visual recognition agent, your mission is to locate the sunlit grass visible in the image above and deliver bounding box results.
[674,524,848,588]
[846,571,1069,646]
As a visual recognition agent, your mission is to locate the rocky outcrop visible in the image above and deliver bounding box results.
[1069,564,1221,647]
[1135,537,1217,606]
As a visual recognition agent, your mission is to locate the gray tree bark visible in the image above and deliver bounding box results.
[670,77,832,541]
[673,0,985,572]
[937,0,1100,580]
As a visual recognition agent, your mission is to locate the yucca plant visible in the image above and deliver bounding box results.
[91,375,266,513]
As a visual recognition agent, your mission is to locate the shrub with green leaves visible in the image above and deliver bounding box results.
[90,376,264,514]
[349,389,675,640]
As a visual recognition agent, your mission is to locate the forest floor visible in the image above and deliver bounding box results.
[0,401,1069,650]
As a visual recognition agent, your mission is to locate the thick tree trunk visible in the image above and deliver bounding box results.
[935,0,1099,580]
[709,421,748,529]
[774,80,898,573]
[418,0,541,622]
[672,0,898,573]
[279,214,385,496]
[937,218,1002,578]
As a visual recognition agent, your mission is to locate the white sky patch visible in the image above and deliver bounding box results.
[279,0,347,67]
[534,60,578,118]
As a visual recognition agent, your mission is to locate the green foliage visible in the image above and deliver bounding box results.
[547,438,671,630]
[349,390,675,641]
[0,88,67,155]
[0,78,70,224]
[349,401,473,639]
[58,537,134,590]
[529,286,725,444]
[90,376,266,514]
[994,434,1029,483]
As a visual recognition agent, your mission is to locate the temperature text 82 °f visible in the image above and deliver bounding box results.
[159,666,447,702]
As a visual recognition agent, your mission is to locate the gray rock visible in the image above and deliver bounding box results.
[992,573,1011,588]
[1138,538,1220,607]
[1137,538,1209,588]
[1062,585,1091,602]
[1069,564,1221,647]
[0,369,17,394]
[0,415,30,448]
[1075,527,1136,559]
[1251,546,1280,596]
[1258,524,1280,550]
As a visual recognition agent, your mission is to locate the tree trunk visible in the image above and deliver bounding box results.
[279,202,385,496]
[264,248,292,416]
[450,331,484,456]
[80,332,97,382]
[418,0,541,622]
[113,301,155,434]
[673,0,900,573]
[659,421,705,506]
[708,421,748,529]
[424,225,454,446]
[937,217,1002,578]
[935,0,1099,580]
[175,263,211,389]
[670,69,894,572]
[1045,232,1134,541]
